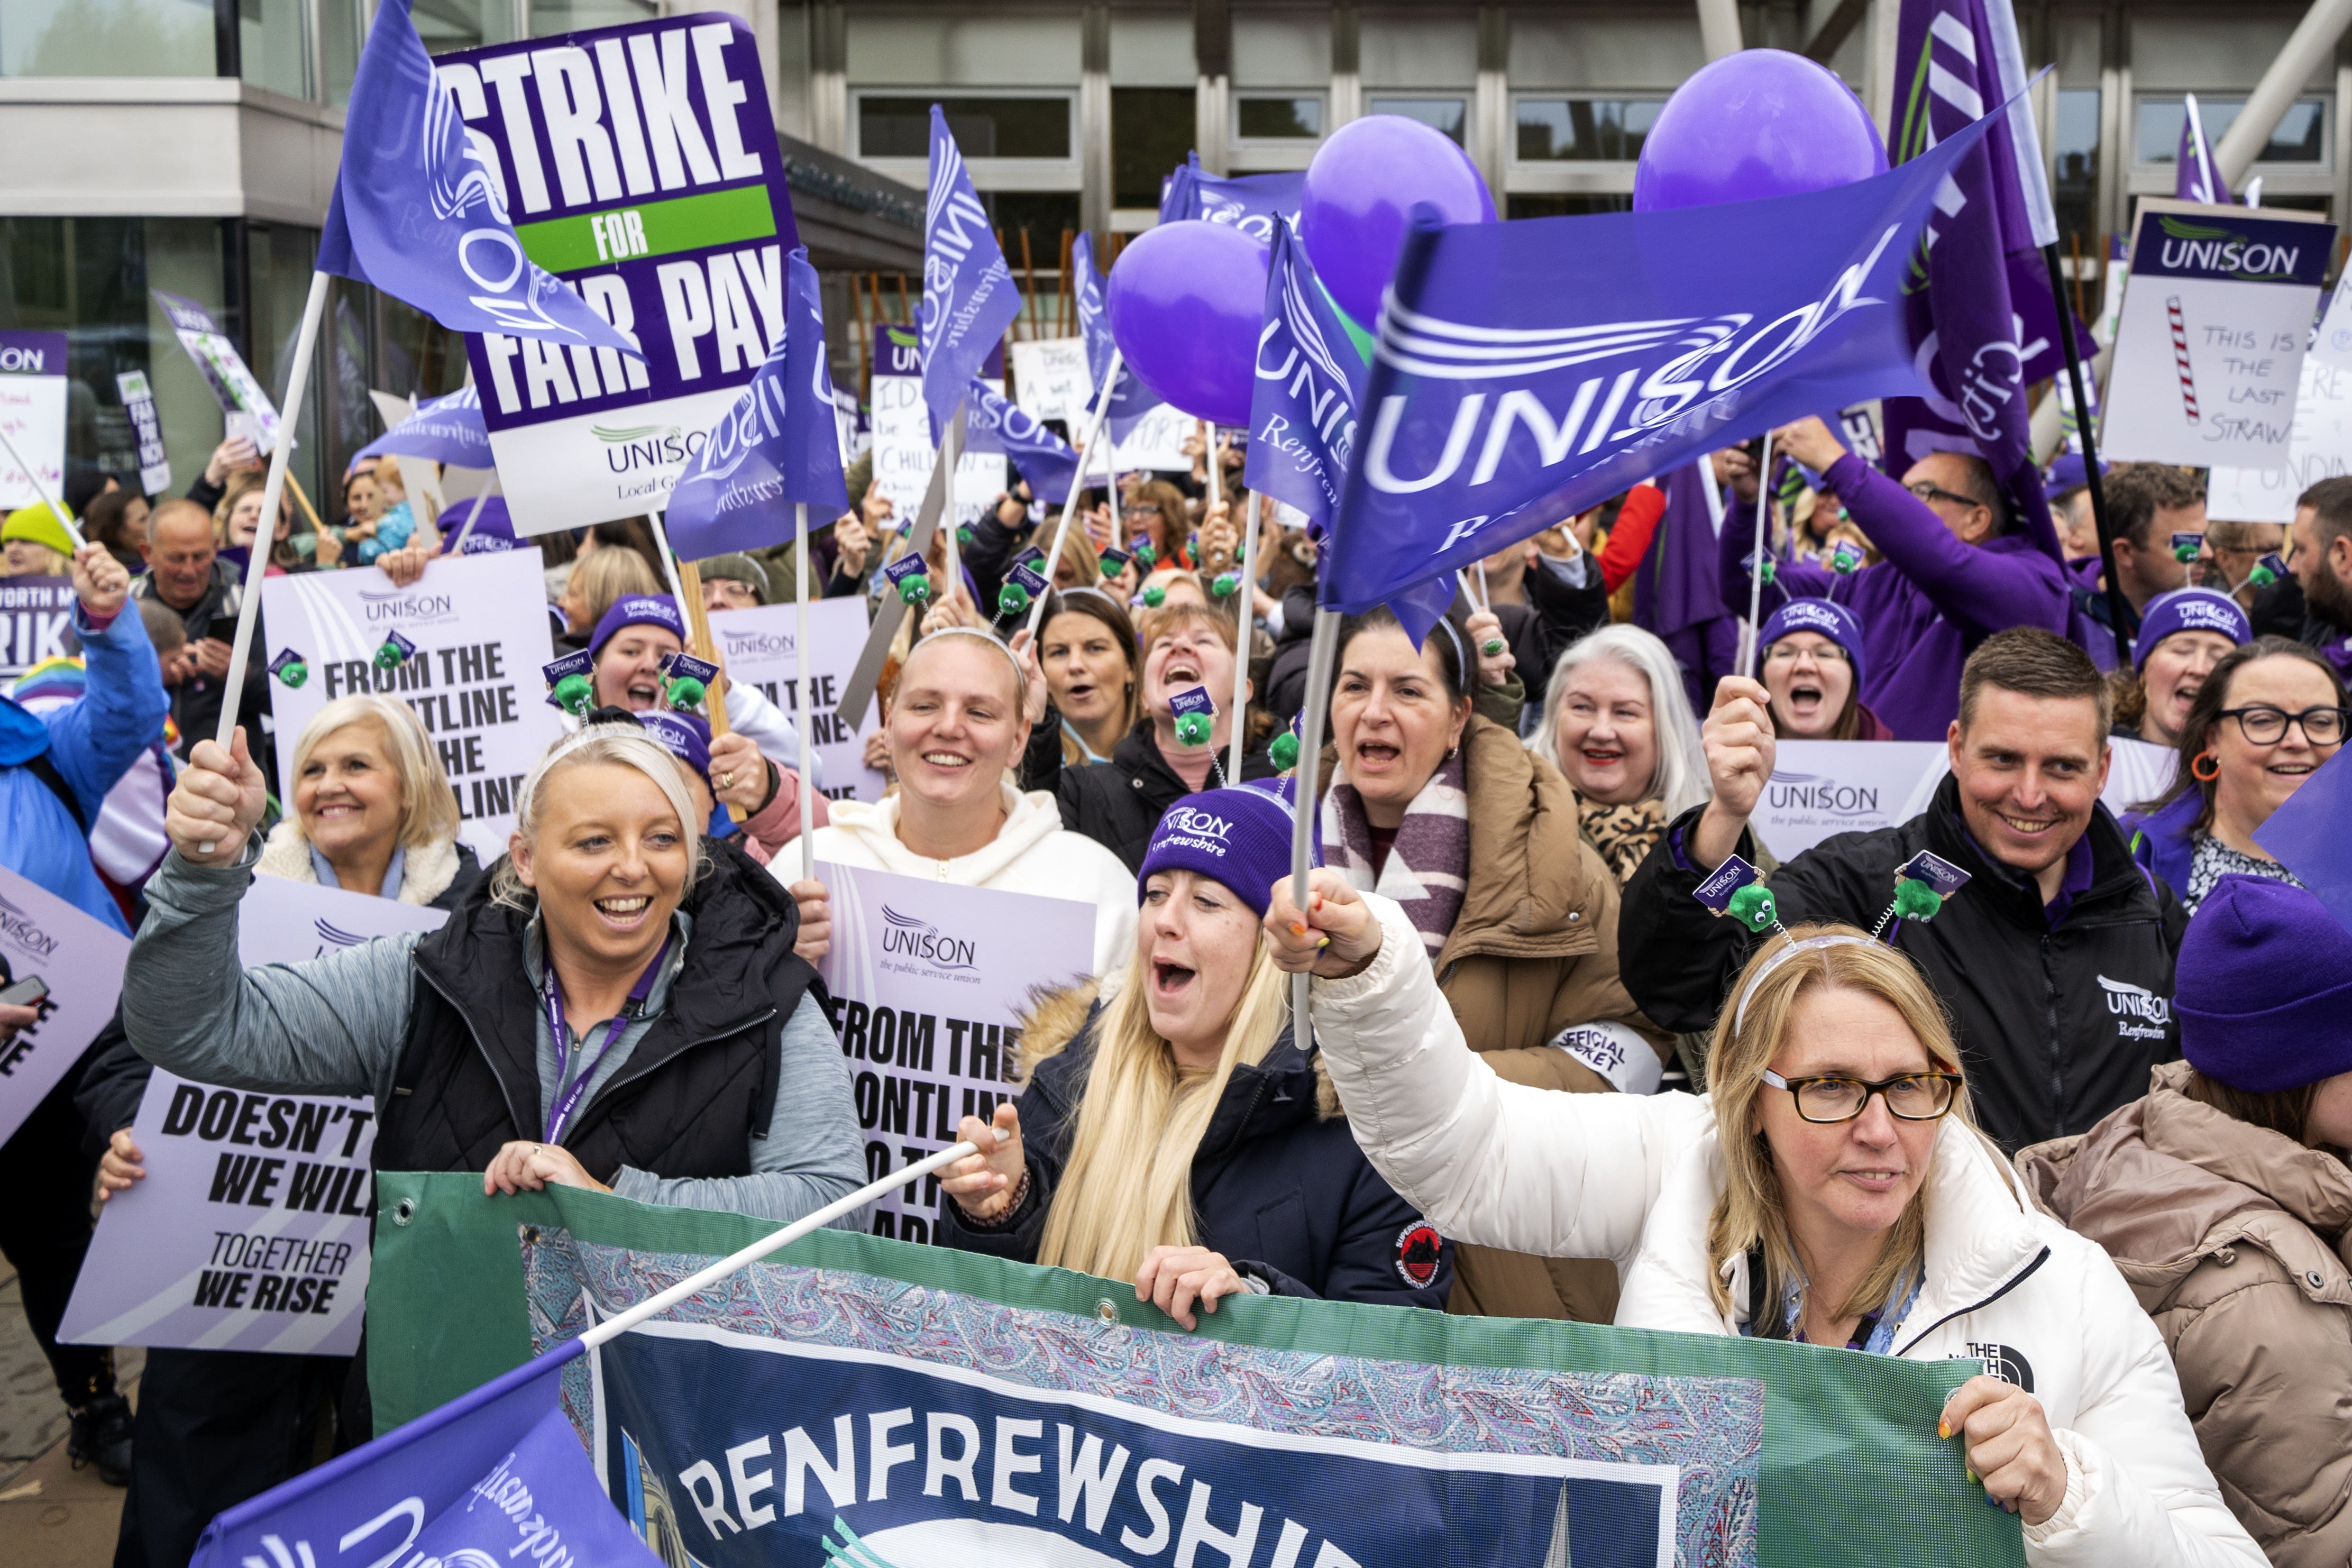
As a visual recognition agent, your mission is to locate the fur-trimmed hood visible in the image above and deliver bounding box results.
[255,818,473,907]
[1012,977,1341,1119]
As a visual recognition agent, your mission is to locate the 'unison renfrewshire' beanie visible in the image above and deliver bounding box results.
[2176,874,2352,1093]
[590,594,685,658]
[1757,597,1868,690]
[1138,780,1306,920]
[2131,587,2251,670]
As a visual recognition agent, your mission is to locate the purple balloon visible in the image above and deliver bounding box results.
[1300,115,1496,327]
[1634,50,1887,212]
[1105,221,1268,428]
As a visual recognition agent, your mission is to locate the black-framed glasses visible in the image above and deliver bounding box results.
[1760,1068,1963,1123]
[2217,704,2349,746]
[1905,481,1982,511]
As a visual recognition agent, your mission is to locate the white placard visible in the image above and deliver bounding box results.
[1010,337,1093,425]
[1104,401,1194,473]
[708,597,887,803]
[0,864,128,1148]
[115,370,172,496]
[814,863,1096,1241]
[0,329,69,512]
[1891,734,2180,837]
[260,549,563,863]
[2102,200,2335,470]
[1751,741,1949,860]
[59,880,446,1355]
[871,369,1008,533]
[2208,272,2352,523]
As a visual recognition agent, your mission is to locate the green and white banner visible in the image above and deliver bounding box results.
[368,1176,2024,1568]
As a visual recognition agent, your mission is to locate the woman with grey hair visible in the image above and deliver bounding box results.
[251,693,477,907]
[125,722,864,1222]
[1529,624,1712,885]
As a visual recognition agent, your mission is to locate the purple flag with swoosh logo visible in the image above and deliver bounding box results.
[962,378,1079,505]
[663,247,847,558]
[920,106,1023,444]
[1319,113,2001,619]
[316,0,639,358]
[1073,231,1159,443]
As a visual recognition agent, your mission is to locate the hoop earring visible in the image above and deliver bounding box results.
[2190,750,2221,782]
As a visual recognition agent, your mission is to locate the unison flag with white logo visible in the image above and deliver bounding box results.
[2175,97,2236,206]
[921,107,1023,443]
[356,384,491,469]
[1160,151,1304,245]
[962,378,1079,504]
[317,0,640,359]
[665,247,848,559]
[1320,114,2001,618]
[1246,222,1361,530]
[1072,232,1159,443]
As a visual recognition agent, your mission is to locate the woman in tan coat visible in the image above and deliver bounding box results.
[2018,874,2352,1568]
[1315,606,1665,1322]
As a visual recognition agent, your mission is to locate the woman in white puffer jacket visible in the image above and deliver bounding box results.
[1265,874,2262,1568]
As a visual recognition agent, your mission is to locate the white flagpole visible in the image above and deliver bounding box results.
[579,1140,980,1350]
[446,471,503,555]
[198,268,331,854]
[0,423,86,551]
[1023,348,1123,639]
[647,508,691,609]
[2186,94,2221,204]
[1738,432,1774,681]
[1286,608,1341,1057]
[940,400,966,608]
[1208,426,1251,783]
[795,500,817,884]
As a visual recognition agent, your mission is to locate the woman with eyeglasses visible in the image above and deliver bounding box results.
[1754,599,1893,740]
[2121,637,2345,913]
[1268,882,2263,1565]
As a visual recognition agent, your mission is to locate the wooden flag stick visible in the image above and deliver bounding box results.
[675,559,747,823]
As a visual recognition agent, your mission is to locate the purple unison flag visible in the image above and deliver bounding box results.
[1320,116,1999,619]
[663,248,848,558]
[316,0,638,358]
[1073,231,1159,442]
[920,105,1022,444]
[1161,153,1305,244]
[1245,221,1361,530]
[1633,462,1728,639]
[2255,748,2352,935]
[356,384,490,468]
[962,378,1079,504]
[192,1341,658,1568]
[2176,97,2236,205]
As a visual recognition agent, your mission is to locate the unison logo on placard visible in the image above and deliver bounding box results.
[596,424,704,473]
[880,905,976,971]
[356,590,456,626]
[719,628,796,658]
[1765,770,1881,815]
[0,893,57,958]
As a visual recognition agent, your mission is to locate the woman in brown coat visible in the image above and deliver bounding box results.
[1315,606,1667,1322]
[2018,874,2352,1568]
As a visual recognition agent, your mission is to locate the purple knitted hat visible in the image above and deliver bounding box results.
[2177,875,2352,1093]
[1138,779,1308,919]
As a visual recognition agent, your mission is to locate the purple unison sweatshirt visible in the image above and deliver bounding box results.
[1718,454,2069,739]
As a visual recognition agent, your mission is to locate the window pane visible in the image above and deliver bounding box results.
[321,0,360,105]
[2137,96,2329,167]
[241,0,311,98]
[1238,96,1321,139]
[1113,86,1195,208]
[529,0,655,39]
[1507,194,1632,218]
[2053,88,2099,253]
[0,0,214,79]
[2266,100,2327,162]
[1515,99,1662,161]
[861,96,1072,160]
[1369,97,1466,145]
[412,0,521,54]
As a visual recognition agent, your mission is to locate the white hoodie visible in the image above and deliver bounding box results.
[779,781,1136,980]
[1310,894,2264,1568]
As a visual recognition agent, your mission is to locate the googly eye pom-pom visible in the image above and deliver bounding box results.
[898,575,931,606]
[1134,544,1157,568]
[553,673,594,716]
[666,675,707,710]
[1210,571,1240,599]
[1756,557,1776,586]
[2249,563,2277,586]
[1726,882,1777,933]
[1174,711,1212,747]
[997,582,1029,617]
[1268,729,1299,771]
[2173,542,2201,563]
[373,640,402,670]
[1892,877,1944,921]
[956,524,975,547]
[1142,585,1165,608]
[276,659,308,689]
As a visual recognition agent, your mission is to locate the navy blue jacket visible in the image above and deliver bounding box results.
[939,1007,1452,1310]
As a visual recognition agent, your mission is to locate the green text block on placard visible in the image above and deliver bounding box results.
[515,184,778,272]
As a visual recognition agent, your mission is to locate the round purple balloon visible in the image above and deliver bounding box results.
[1300,114,1497,327]
[1633,49,1887,212]
[1105,221,1269,428]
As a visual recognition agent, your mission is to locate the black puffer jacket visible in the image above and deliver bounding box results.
[938,986,1452,1309]
[1620,773,2185,1153]
[1056,718,1278,873]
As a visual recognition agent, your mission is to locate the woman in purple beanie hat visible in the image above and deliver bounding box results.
[934,780,1452,1326]
[1754,598,1893,740]
[2121,636,2345,911]
[2019,874,2352,1567]
[2113,587,2251,749]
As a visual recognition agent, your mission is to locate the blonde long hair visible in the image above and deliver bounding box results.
[1703,925,1975,1331]
[1035,938,1291,1281]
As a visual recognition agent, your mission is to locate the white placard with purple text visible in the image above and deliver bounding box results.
[708,596,885,802]
[813,862,1095,1242]
[0,864,128,1147]
[0,331,68,511]
[59,879,446,1355]
[261,548,563,862]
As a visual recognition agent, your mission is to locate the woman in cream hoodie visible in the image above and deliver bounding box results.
[775,628,1135,979]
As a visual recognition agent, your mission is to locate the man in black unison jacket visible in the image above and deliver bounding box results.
[1622,628,2183,1153]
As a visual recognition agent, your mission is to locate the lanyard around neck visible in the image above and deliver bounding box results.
[539,930,673,1145]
